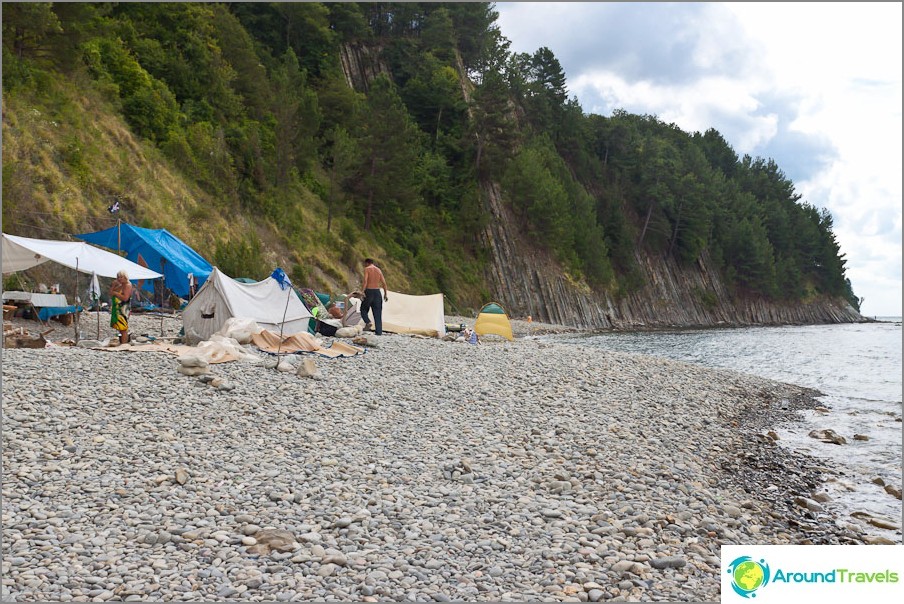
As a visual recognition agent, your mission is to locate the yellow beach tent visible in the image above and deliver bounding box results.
[474,302,514,341]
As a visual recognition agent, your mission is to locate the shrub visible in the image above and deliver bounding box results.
[338,218,358,245]
[290,263,309,286]
[214,234,264,279]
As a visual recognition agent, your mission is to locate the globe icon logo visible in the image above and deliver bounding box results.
[727,556,771,598]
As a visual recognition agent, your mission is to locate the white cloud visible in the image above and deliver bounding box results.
[570,71,780,152]
[495,2,902,316]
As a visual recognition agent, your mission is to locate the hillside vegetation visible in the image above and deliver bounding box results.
[1,2,860,313]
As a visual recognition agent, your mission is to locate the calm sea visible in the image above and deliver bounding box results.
[542,318,903,542]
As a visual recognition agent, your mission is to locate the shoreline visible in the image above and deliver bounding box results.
[1,313,881,602]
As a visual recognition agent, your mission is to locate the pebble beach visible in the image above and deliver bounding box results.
[1,312,879,602]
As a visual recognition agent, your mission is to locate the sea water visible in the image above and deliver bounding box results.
[543,319,903,542]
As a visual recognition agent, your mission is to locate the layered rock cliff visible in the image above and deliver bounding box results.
[479,181,865,329]
[338,43,389,93]
[338,43,865,330]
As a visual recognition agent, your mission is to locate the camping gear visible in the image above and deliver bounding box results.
[316,319,340,337]
[181,267,312,345]
[250,329,366,358]
[75,223,212,298]
[381,291,446,338]
[3,233,163,344]
[268,267,295,361]
[298,290,334,315]
[474,302,514,341]
[341,295,363,327]
[2,233,163,279]
[297,288,332,335]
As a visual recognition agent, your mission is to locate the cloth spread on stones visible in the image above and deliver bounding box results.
[250,329,365,358]
[91,334,259,364]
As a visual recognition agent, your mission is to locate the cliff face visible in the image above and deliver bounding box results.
[338,44,865,329]
[479,181,865,329]
[338,43,389,93]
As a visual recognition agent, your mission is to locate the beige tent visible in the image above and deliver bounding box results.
[381,291,446,338]
[182,268,312,344]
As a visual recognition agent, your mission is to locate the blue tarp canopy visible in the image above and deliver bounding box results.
[75,224,212,297]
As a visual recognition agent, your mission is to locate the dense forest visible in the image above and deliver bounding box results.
[1,2,860,313]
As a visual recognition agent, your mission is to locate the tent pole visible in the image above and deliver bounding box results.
[95,273,100,340]
[74,258,79,345]
[275,287,292,366]
[117,218,121,254]
[159,257,167,307]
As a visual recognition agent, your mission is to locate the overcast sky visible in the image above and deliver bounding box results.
[494,2,902,317]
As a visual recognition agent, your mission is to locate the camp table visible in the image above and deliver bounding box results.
[1,291,71,326]
[2,291,68,307]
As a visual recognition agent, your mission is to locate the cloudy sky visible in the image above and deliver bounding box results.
[495,2,902,317]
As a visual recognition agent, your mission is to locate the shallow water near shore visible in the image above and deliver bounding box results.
[542,318,903,542]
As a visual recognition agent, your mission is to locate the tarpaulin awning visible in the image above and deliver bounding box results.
[381,291,446,338]
[74,223,212,297]
[2,233,163,280]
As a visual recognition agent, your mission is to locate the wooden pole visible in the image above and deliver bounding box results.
[74,258,80,345]
[95,273,100,340]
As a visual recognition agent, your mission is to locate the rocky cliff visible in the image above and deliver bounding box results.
[338,43,389,93]
[479,181,866,329]
[338,43,865,330]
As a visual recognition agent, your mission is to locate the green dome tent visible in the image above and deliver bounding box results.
[474,302,514,341]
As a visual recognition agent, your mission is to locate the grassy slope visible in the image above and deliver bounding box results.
[1,77,416,298]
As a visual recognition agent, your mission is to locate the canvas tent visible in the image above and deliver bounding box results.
[182,267,312,344]
[474,302,514,341]
[381,291,446,338]
[75,223,212,297]
[2,233,163,280]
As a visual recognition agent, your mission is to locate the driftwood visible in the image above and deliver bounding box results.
[5,333,49,348]
[2,327,53,348]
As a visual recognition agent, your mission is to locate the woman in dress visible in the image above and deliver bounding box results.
[110,270,133,344]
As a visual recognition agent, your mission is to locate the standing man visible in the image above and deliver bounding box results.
[360,258,388,335]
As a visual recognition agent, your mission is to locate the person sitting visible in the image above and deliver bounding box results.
[327,303,344,320]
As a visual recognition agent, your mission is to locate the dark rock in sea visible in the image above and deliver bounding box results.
[808,429,847,445]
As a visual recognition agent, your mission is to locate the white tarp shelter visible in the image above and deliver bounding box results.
[381,291,446,338]
[182,267,313,344]
[2,233,163,280]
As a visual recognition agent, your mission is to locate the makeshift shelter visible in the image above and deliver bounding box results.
[381,291,446,338]
[474,302,514,341]
[181,267,312,344]
[2,233,162,280]
[75,223,212,298]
